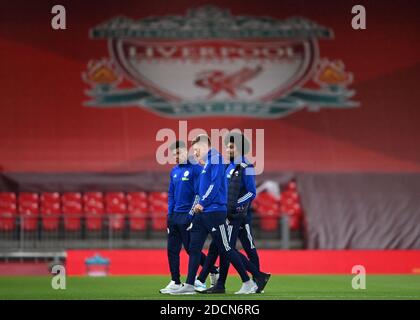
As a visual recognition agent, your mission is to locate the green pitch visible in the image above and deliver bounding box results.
[0,275,419,300]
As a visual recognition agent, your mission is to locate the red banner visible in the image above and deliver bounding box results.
[0,0,419,173]
[66,249,420,275]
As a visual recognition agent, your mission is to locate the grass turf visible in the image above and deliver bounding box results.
[0,275,419,300]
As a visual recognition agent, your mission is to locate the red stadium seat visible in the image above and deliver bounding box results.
[128,201,148,214]
[84,192,104,231]
[282,189,299,201]
[253,191,279,212]
[18,192,39,231]
[280,181,304,230]
[150,211,167,231]
[149,191,168,199]
[0,204,17,215]
[127,192,148,231]
[41,207,60,231]
[259,215,279,231]
[127,191,147,202]
[253,191,281,232]
[127,192,148,213]
[0,212,16,231]
[0,192,17,215]
[41,192,60,202]
[105,192,127,231]
[0,192,16,205]
[40,192,61,231]
[149,201,168,232]
[18,192,39,212]
[148,192,168,208]
[0,193,17,231]
[254,195,280,218]
[148,192,168,232]
[150,203,168,213]
[62,192,82,231]
[129,212,148,231]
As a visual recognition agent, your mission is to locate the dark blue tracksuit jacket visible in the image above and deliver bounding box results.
[168,160,202,224]
[198,148,227,213]
[225,156,257,222]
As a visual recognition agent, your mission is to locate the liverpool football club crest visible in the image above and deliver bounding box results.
[83,6,358,118]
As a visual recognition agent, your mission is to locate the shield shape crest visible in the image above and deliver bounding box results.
[84,6,357,118]
[110,38,318,103]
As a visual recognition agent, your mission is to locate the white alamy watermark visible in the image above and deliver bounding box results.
[51,265,66,290]
[351,5,366,30]
[351,265,366,290]
[156,121,265,175]
[51,5,66,30]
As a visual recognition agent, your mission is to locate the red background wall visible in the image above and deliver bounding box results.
[0,0,419,173]
[66,249,420,275]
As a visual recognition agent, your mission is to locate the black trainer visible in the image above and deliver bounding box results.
[255,272,271,293]
[198,286,226,294]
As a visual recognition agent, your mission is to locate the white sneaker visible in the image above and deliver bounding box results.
[234,280,258,294]
[194,278,207,292]
[159,280,181,294]
[170,283,197,295]
[210,271,219,287]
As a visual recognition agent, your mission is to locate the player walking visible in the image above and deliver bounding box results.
[171,134,259,295]
[160,140,218,294]
[198,132,270,294]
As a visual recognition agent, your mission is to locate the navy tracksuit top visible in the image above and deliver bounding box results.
[198,148,227,213]
[168,160,202,215]
[225,156,257,221]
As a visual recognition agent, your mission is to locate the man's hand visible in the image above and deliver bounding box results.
[236,205,246,213]
[193,204,204,213]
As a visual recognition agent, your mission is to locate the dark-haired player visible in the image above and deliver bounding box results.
[198,132,270,294]
[160,140,218,294]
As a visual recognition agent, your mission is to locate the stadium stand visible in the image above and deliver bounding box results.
[0,179,305,249]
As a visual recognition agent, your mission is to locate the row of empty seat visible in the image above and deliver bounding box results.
[0,191,167,232]
[0,182,305,233]
[252,181,304,231]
